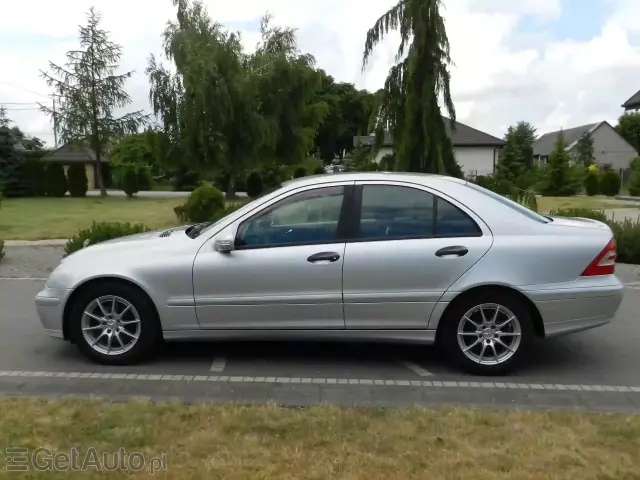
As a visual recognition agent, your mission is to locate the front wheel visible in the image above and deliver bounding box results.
[68,282,160,365]
[440,292,534,376]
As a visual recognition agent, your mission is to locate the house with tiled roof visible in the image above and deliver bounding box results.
[533,121,637,171]
[353,117,505,177]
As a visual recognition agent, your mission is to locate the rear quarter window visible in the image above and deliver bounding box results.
[465,182,550,224]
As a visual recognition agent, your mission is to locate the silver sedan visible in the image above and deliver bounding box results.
[35,173,624,375]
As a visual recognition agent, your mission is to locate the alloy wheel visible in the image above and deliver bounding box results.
[456,303,522,365]
[81,295,142,356]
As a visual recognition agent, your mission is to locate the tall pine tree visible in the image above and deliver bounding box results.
[495,134,523,185]
[40,7,147,196]
[541,132,575,196]
[362,0,462,177]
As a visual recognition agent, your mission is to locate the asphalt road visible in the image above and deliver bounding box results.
[0,277,639,383]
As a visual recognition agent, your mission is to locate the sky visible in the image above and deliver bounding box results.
[1,0,640,149]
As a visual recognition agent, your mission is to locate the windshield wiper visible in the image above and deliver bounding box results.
[186,222,213,239]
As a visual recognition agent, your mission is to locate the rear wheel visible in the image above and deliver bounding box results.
[68,282,160,365]
[440,291,534,376]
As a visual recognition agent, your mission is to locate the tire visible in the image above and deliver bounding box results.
[439,290,534,376]
[68,281,160,366]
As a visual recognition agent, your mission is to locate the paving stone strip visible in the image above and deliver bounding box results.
[0,370,638,393]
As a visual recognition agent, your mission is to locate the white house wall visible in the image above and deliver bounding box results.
[373,146,496,176]
[453,147,496,177]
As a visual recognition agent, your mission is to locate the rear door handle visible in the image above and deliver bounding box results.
[307,251,341,263]
[435,246,468,257]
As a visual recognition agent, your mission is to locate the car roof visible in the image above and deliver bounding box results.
[281,172,469,189]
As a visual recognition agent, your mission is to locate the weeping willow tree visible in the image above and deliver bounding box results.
[363,0,462,177]
[251,14,328,167]
[147,2,327,194]
[147,0,264,196]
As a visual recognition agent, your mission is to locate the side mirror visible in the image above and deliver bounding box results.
[213,233,235,253]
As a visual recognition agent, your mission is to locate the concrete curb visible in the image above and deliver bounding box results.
[3,239,68,247]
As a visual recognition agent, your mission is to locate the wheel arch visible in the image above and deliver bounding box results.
[62,276,162,342]
[435,284,545,341]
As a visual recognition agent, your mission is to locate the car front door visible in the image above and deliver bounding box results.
[342,181,493,330]
[192,182,353,329]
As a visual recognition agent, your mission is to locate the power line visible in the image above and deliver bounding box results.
[1,107,43,111]
[0,101,41,105]
[0,79,50,99]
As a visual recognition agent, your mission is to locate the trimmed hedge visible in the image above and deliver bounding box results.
[246,171,263,198]
[45,163,68,197]
[180,184,225,223]
[21,158,47,196]
[64,221,150,257]
[585,171,599,196]
[599,170,621,196]
[549,208,640,264]
[67,164,88,197]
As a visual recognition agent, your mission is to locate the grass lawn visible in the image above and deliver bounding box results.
[0,197,187,240]
[537,195,639,213]
[0,398,638,479]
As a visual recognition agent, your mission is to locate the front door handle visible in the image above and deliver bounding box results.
[435,246,468,257]
[307,251,341,263]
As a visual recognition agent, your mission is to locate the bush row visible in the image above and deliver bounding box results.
[10,158,115,198]
[584,168,621,197]
[64,221,150,257]
[549,208,640,264]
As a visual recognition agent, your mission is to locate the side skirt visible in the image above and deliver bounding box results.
[162,329,437,345]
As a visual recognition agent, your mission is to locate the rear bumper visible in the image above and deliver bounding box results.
[523,276,624,337]
[35,286,72,339]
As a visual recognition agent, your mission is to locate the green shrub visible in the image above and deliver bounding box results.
[313,166,325,175]
[293,166,307,178]
[584,170,599,196]
[64,221,150,257]
[21,158,47,196]
[246,171,263,198]
[115,163,151,198]
[473,175,516,196]
[45,163,68,197]
[548,208,608,223]
[610,217,640,264]
[507,190,538,212]
[628,170,640,197]
[599,170,621,196]
[182,183,225,223]
[67,164,88,197]
[0,239,4,262]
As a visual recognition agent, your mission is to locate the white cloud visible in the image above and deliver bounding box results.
[1,0,640,147]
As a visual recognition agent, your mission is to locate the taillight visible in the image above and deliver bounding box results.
[581,238,616,276]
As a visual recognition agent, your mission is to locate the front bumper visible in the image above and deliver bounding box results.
[35,286,72,339]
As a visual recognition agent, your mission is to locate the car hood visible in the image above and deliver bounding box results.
[96,226,190,246]
[62,225,192,262]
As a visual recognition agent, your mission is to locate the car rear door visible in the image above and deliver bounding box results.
[192,182,355,329]
[342,181,493,330]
